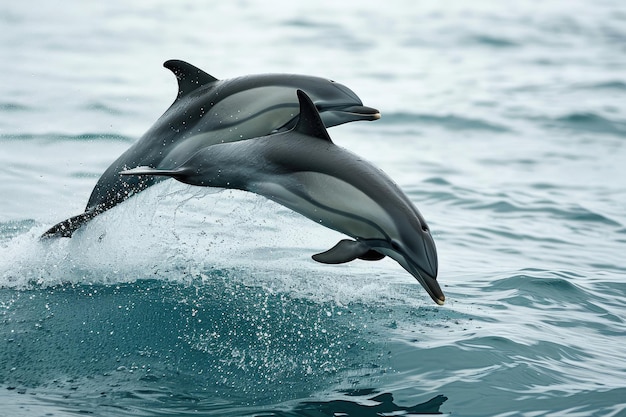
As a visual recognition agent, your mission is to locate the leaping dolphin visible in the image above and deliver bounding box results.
[42,60,380,238]
[121,90,444,305]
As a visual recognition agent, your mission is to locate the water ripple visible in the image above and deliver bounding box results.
[576,80,626,91]
[381,112,511,133]
[0,220,36,241]
[0,102,30,112]
[468,34,520,48]
[545,112,626,136]
[0,132,134,143]
[413,179,623,229]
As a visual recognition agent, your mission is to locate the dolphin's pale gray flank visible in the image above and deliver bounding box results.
[41,60,380,238]
[121,90,444,305]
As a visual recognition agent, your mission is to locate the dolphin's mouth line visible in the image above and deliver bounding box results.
[341,110,382,120]
[321,104,381,119]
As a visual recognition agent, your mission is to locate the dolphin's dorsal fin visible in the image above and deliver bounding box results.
[163,60,219,99]
[312,239,385,264]
[294,89,333,142]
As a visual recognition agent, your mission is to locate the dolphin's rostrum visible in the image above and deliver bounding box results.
[41,60,380,238]
[121,90,444,305]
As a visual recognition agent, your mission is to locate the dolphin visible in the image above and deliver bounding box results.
[121,90,444,305]
[41,60,380,238]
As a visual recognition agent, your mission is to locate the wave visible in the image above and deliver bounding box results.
[0,102,31,112]
[0,132,134,143]
[490,271,587,302]
[0,183,436,309]
[544,112,626,136]
[381,112,511,132]
[258,392,448,416]
[576,80,626,91]
[408,179,622,229]
[84,101,126,115]
[0,219,36,241]
[469,200,621,227]
[0,207,452,409]
[281,18,338,29]
[477,269,625,331]
[0,278,388,405]
[468,34,519,48]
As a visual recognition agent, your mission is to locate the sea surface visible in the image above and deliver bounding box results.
[1,1,625,416]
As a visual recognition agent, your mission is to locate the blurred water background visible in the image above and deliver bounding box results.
[1,1,625,416]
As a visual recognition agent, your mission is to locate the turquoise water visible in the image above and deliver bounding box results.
[1,1,626,416]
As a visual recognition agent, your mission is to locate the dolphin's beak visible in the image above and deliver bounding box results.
[318,104,381,127]
[416,270,446,306]
[337,105,381,120]
[419,230,444,305]
[400,232,445,305]
[388,250,445,305]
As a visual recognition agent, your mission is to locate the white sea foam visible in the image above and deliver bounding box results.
[1,182,424,307]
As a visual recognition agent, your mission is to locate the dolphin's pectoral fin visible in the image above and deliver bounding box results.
[312,239,384,264]
[358,249,386,261]
[163,60,219,99]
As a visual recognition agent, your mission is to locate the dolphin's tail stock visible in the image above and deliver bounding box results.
[40,167,181,239]
[40,210,99,239]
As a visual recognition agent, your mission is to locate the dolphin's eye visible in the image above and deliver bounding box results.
[421,224,429,232]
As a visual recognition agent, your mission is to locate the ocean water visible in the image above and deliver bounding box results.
[1,1,625,416]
